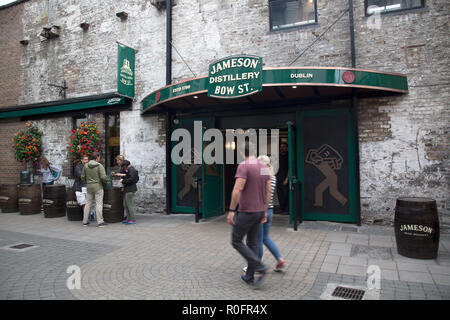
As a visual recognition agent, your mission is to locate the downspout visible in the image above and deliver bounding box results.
[349,0,361,226]
[165,0,172,215]
[166,0,172,86]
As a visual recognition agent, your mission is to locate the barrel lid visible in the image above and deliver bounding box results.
[397,197,436,205]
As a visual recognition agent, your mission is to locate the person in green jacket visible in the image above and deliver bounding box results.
[81,152,108,227]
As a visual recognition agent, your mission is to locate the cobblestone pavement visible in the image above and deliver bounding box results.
[0,211,449,300]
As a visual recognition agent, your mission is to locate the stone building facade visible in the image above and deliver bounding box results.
[0,0,448,229]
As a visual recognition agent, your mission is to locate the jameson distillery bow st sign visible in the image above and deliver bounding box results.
[207,55,263,99]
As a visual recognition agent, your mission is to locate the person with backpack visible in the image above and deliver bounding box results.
[120,160,138,225]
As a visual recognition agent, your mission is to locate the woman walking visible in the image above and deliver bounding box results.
[244,155,287,272]
[120,160,138,225]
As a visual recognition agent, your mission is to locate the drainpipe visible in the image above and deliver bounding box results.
[165,0,172,215]
[166,0,172,86]
[349,0,361,226]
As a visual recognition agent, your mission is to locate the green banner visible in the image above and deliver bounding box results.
[207,55,263,99]
[117,43,135,99]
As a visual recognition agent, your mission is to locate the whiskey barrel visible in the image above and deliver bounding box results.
[0,184,19,213]
[394,197,440,259]
[18,184,42,215]
[43,184,66,218]
[66,188,83,221]
[103,187,124,223]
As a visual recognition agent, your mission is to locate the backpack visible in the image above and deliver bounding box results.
[135,169,139,183]
[132,167,139,183]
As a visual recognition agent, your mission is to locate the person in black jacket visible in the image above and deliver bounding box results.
[120,160,138,225]
[73,155,89,214]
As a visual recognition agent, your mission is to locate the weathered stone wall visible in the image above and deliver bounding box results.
[351,1,450,227]
[0,0,448,228]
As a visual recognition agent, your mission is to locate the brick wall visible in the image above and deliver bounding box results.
[0,119,27,185]
[0,2,24,107]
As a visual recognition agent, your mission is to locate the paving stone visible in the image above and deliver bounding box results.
[336,265,367,277]
[398,271,434,284]
[320,263,338,274]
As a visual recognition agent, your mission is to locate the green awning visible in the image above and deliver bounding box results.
[0,94,126,119]
[141,67,408,114]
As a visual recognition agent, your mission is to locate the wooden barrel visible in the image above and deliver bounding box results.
[394,197,440,259]
[103,187,124,223]
[66,188,83,221]
[43,184,66,218]
[0,184,19,213]
[18,184,42,215]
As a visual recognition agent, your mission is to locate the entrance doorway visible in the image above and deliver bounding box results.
[223,128,288,214]
[169,107,358,224]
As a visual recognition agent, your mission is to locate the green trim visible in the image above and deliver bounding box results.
[287,121,295,224]
[141,67,408,114]
[297,108,357,223]
[0,96,125,119]
[170,117,214,214]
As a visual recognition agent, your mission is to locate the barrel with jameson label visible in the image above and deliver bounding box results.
[43,184,66,218]
[103,187,124,223]
[66,188,83,221]
[0,184,19,213]
[18,184,41,215]
[394,197,440,259]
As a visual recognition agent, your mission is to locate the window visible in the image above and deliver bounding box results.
[366,0,424,15]
[105,113,120,173]
[269,0,317,31]
[73,115,87,129]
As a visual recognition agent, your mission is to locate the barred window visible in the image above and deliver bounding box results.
[269,0,317,31]
[366,0,424,15]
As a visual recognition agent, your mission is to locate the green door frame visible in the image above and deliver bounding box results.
[170,117,213,213]
[170,116,224,218]
[297,108,358,223]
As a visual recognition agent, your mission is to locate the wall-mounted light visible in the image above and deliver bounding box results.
[150,0,167,10]
[79,22,90,31]
[116,11,128,20]
[292,85,298,88]
[193,95,198,99]
[40,25,60,39]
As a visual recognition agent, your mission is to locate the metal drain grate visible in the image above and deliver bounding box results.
[331,286,365,300]
[1,243,39,252]
[9,243,35,250]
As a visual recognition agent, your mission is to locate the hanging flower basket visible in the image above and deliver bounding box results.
[12,122,43,167]
[68,121,103,165]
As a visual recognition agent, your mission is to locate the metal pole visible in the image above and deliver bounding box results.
[194,177,202,223]
[349,0,361,226]
[166,0,172,85]
[293,179,298,231]
[165,111,171,215]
